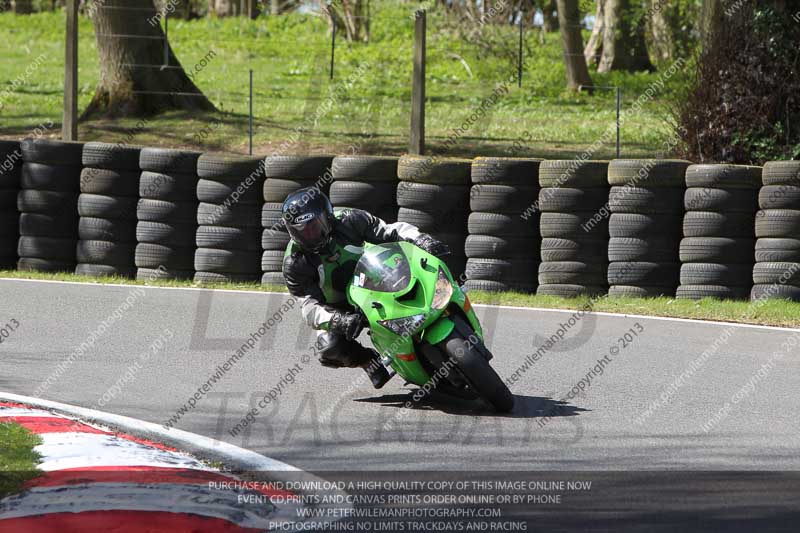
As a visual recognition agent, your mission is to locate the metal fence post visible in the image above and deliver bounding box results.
[616,87,621,158]
[518,13,523,88]
[329,11,336,81]
[410,9,426,155]
[249,69,254,155]
[163,10,169,67]
[62,0,78,141]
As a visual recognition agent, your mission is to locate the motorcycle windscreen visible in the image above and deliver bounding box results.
[352,242,412,293]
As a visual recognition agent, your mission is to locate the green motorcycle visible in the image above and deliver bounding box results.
[348,241,514,412]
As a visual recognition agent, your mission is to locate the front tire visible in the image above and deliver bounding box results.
[443,323,514,412]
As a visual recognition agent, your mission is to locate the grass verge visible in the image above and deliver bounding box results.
[0,421,42,498]
[2,270,797,328]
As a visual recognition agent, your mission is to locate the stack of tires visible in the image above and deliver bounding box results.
[464,157,541,293]
[677,164,761,300]
[752,161,800,302]
[537,160,609,297]
[607,159,690,297]
[77,143,142,277]
[17,139,83,272]
[330,156,399,223]
[136,148,201,281]
[195,154,266,284]
[261,155,334,286]
[0,141,21,269]
[397,155,471,279]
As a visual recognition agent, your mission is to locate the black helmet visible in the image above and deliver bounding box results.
[282,187,335,253]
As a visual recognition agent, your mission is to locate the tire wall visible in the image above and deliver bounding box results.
[0,141,22,270]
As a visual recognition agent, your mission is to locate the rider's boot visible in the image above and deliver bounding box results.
[362,350,391,389]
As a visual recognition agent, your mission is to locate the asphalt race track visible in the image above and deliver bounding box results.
[2,277,798,472]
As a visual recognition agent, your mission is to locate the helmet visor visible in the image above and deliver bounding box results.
[288,214,333,252]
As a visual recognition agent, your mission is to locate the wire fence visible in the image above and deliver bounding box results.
[0,5,679,158]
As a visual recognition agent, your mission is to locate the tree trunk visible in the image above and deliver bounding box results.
[329,0,369,43]
[556,0,592,91]
[83,0,215,118]
[540,0,559,31]
[700,0,723,45]
[13,0,32,14]
[648,0,672,62]
[598,0,654,72]
[584,0,605,67]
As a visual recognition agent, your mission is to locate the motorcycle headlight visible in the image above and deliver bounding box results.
[379,314,426,336]
[432,267,453,310]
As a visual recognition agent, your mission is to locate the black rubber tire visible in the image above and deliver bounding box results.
[196,225,262,251]
[538,261,607,285]
[82,142,141,170]
[684,187,758,213]
[78,194,137,220]
[682,211,755,238]
[609,186,684,214]
[261,202,284,228]
[331,155,398,182]
[263,155,332,180]
[468,212,537,237]
[17,257,75,273]
[750,283,800,302]
[197,153,265,180]
[752,262,800,285]
[680,263,754,286]
[540,238,607,262]
[261,271,286,286]
[443,316,514,412]
[19,213,77,238]
[17,236,76,261]
[194,271,261,284]
[608,237,679,262]
[261,250,285,272]
[330,181,397,209]
[0,169,20,190]
[609,213,682,238]
[19,190,78,214]
[755,209,800,238]
[136,221,196,247]
[79,168,139,196]
[263,178,318,203]
[470,184,539,214]
[762,161,800,186]
[262,229,291,251]
[540,212,608,238]
[679,237,755,263]
[19,139,83,166]
[685,164,762,189]
[755,238,800,262]
[397,207,467,233]
[464,235,539,259]
[139,171,198,201]
[137,267,194,281]
[676,285,750,300]
[197,178,262,205]
[197,203,261,228]
[471,157,541,186]
[79,217,136,242]
[397,182,468,211]
[21,163,80,192]
[536,284,607,297]
[137,198,196,223]
[135,243,195,270]
[461,279,536,293]
[429,232,468,257]
[607,159,690,187]
[465,258,538,283]
[76,240,136,266]
[608,285,675,298]
[537,187,608,212]
[139,147,200,174]
[538,160,609,188]
[397,155,472,185]
[607,261,679,285]
[194,248,261,274]
[759,185,800,210]
[75,263,137,278]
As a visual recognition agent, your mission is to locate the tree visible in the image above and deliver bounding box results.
[556,0,592,90]
[584,0,654,72]
[328,0,370,43]
[538,0,559,31]
[83,0,215,118]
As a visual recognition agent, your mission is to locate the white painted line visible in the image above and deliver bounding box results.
[3,276,797,332]
[0,407,59,418]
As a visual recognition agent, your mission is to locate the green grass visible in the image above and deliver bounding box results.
[0,5,682,158]
[2,270,797,327]
[0,422,42,498]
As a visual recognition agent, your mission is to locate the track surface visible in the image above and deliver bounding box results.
[1,278,799,472]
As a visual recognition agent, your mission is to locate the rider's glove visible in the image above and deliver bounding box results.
[414,234,450,258]
[329,311,365,341]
